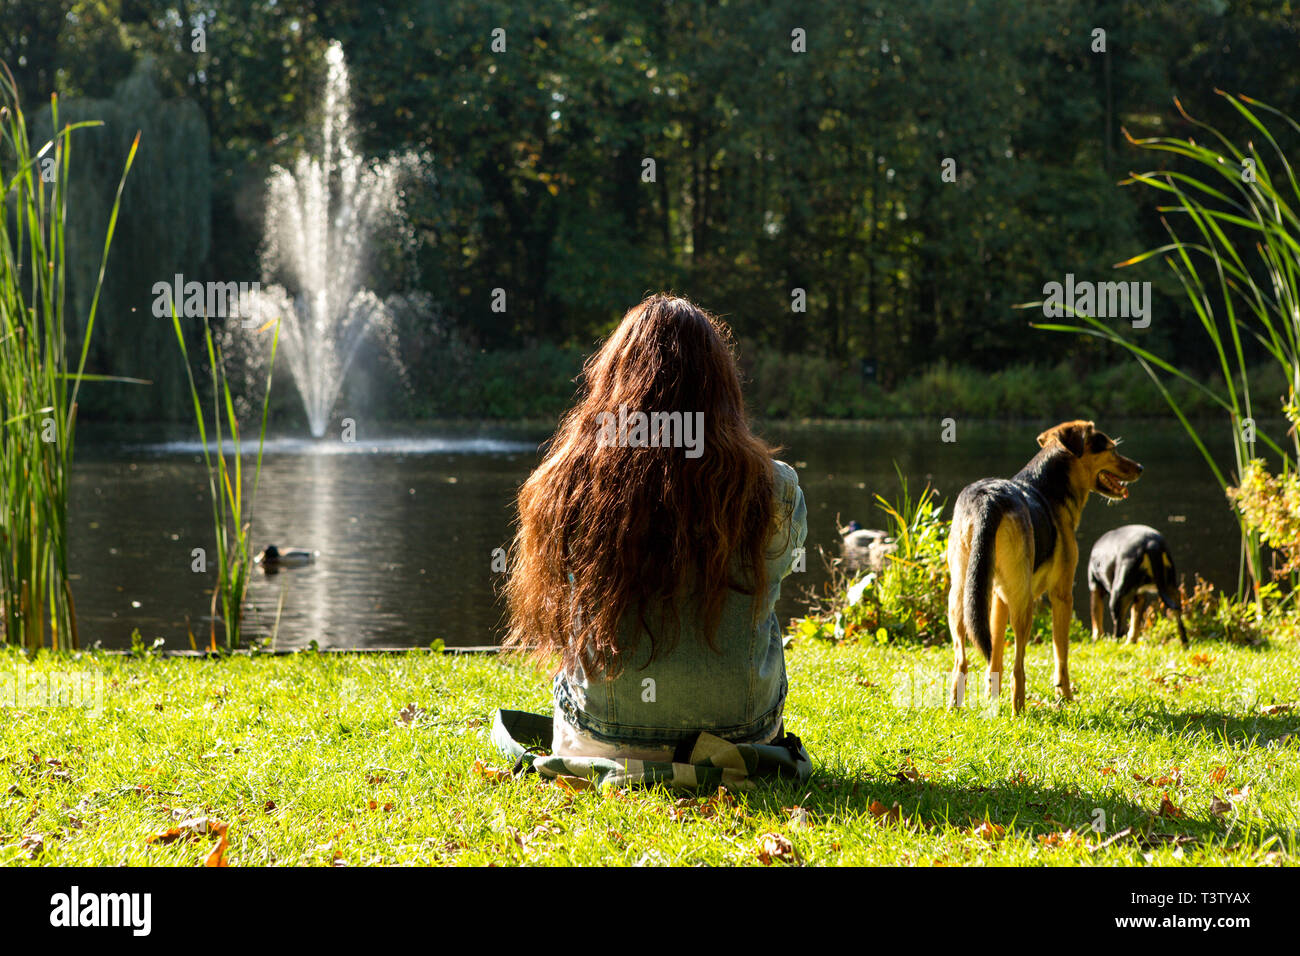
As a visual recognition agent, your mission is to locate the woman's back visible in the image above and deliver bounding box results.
[554,459,806,755]
[505,294,807,761]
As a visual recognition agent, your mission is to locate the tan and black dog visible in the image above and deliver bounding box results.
[946,421,1143,714]
[1088,524,1188,646]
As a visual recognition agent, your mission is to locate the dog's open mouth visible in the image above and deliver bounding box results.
[1096,470,1130,499]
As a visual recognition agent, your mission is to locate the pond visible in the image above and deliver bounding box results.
[68,419,1251,650]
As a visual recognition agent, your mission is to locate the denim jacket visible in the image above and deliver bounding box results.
[553,460,807,750]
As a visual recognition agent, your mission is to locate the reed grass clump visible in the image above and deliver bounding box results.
[0,65,136,649]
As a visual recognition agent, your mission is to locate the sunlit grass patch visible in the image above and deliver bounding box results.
[1,635,1296,866]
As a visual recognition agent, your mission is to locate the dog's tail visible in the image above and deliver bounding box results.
[1150,547,1181,613]
[1151,547,1189,646]
[963,509,1001,661]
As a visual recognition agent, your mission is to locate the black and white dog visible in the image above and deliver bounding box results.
[1087,524,1188,646]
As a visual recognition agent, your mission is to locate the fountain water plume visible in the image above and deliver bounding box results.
[256,41,423,437]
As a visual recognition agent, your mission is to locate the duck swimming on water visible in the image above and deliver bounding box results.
[255,545,317,572]
[839,520,897,573]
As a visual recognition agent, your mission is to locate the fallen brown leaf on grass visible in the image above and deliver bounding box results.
[19,834,43,859]
[895,761,926,784]
[868,800,902,825]
[1158,793,1185,819]
[972,821,1005,842]
[1038,829,1085,848]
[395,703,426,725]
[204,832,230,867]
[471,759,513,784]
[1190,652,1214,668]
[756,832,801,865]
[1133,768,1182,788]
[1208,765,1228,784]
[1261,702,1296,715]
[147,816,229,845]
[552,774,595,794]
[1098,766,1117,776]
[366,800,394,812]
[1209,796,1233,818]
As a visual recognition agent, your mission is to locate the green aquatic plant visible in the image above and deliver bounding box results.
[0,65,138,649]
[170,310,279,650]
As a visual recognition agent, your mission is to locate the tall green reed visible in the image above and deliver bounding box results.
[0,64,137,649]
[1032,92,1300,602]
[171,311,279,651]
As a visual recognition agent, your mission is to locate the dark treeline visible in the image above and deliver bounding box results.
[2,0,1298,423]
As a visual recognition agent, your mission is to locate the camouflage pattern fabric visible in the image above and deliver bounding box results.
[491,708,812,791]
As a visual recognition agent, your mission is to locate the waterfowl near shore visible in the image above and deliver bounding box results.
[255,545,317,572]
[840,520,897,573]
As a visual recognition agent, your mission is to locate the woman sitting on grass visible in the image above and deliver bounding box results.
[505,293,807,769]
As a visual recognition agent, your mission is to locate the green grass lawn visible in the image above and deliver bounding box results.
[2,635,1297,866]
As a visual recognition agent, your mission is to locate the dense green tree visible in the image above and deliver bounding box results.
[2,0,1296,421]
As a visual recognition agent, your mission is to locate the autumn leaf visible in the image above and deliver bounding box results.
[756,832,801,865]
[868,800,902,825]
[1208,766,1227,784]
[1261,702,1296,715]
[1190,652,1214,668]
[395,703,426,726]
[204,832,230,867]
[1158,793,1184,818]
[1099,766,1117,776]
[972,821,1005,842]
[1209,796,1233,818]
[1038,829,1084,848]
[19,834,44,859]
[895,760,926,784]
[472,759,513,784]
[553,774,594,793]
[147,816,228,845]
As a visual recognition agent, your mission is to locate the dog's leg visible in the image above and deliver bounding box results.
[988,596,1008,702]
[1173,608,1188,648]
[1050,586,1073,700]
[1110,593,1129,641]
[1010,602,1032,715]
[1089,587,1105,641]
[1128,594,1145,644]
[948,586,968,709]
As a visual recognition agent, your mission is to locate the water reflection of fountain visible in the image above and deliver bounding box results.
[255,40,424,437]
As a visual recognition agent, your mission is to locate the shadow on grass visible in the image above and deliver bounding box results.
[1023,697,1300,747]
[736,770,1254,851]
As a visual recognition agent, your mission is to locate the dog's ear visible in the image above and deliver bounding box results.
[1037,420,1094,457]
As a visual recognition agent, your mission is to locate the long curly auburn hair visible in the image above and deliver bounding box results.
[504,294,781,675]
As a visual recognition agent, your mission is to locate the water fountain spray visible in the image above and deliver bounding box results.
[257,41,422,437]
